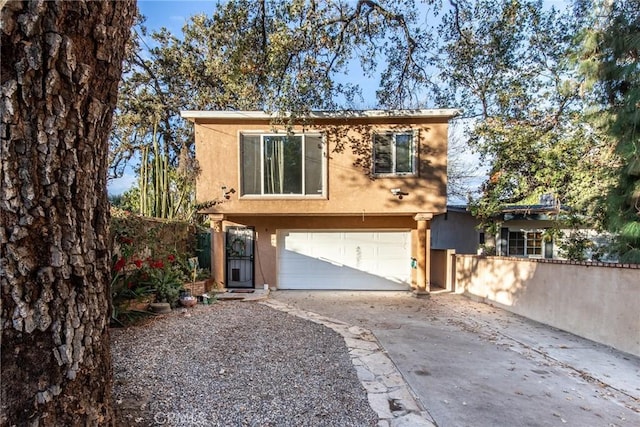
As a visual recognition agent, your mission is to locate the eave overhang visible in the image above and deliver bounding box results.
[180,109,462,123]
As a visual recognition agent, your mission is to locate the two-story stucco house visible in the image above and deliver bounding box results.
[181,109,459,292]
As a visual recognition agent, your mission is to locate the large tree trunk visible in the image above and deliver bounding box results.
[1,1,135,425]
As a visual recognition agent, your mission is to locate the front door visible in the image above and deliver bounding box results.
[226,226,255,288]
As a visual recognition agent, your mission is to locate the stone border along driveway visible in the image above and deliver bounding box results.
[261,300,436,427]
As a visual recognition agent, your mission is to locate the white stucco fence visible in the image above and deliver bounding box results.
[454,255,640,357]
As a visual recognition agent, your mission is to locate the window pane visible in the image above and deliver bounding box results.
[263,136,283,194]
[508,231,525,255]
[305,135,323,195]
[241,134,260,195]
[373,134,392,174]
[527,232,542,255]
[395,134,413,173]
[263,136,302,194]
[283,136,302,193]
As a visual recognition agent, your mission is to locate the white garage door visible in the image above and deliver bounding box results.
[278,230,411,290]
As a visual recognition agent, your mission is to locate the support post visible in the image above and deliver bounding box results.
[210,214,225,289]
[413,213,433,298]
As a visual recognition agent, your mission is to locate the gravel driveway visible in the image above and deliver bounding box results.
[111,301,377,426]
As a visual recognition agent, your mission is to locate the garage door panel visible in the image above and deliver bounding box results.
[281,252,344,271]
[280,268,406,290]
[281,250,344,267]
[278,230,411,290]
[384,249,409,257]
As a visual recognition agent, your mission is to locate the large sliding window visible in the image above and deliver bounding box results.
[240,133,324,196]
[372,131,417,176]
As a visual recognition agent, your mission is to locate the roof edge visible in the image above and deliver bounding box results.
[180,109,462,121]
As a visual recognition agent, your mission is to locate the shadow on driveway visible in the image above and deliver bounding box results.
[272,291,640,427]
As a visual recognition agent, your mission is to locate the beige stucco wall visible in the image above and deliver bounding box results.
[192,116,449,216]
[456,255,640,357]
[430,249,455,290]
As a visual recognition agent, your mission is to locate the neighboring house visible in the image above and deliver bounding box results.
[432,200,612,260]
[492,203,569,259]
[431,205,481,255]
[181,109,460,291]
[433,202,567,258]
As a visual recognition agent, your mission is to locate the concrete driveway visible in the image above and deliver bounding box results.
[271,291,640,427]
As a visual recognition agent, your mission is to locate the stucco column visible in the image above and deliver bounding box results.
[210,214,225,289]
[414,213,433,297]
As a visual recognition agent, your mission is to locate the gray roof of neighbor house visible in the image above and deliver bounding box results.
[180,109,462,121]
[444,203,570,218]
[446,204,469,213]
[501,204,570,215]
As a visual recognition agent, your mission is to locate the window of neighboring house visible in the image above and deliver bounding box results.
[240,133,324,196]
[372,131,417,176]
[508,230,543,256]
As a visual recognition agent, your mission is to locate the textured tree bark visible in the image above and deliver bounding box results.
[1,1,135,425]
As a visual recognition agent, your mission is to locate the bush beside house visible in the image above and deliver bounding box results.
[109,207,210,324]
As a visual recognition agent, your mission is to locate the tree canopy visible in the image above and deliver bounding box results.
[577,0,640,262]
[436,1,617,229]
[434,0,636,260]
[110,0,640,261]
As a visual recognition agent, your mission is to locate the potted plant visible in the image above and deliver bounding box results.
[180,294,198,307]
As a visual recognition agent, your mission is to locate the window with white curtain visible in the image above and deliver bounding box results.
[240,133,324,196]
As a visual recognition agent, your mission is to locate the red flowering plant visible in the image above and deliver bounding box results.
[111,227,192,317]
[110,234,154,325]
[140,253,186,306]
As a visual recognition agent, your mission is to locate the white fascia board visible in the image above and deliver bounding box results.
[180,109,462,121]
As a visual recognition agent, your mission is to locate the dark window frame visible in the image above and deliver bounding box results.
[372,131,418,176]
[508,230,544,257]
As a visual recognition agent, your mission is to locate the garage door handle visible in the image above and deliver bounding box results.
[319,257,343,267]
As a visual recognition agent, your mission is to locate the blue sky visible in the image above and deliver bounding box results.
[137,0,217,33]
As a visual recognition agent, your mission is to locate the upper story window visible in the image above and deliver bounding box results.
[240,133,325,196]
[372,131,417,176]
